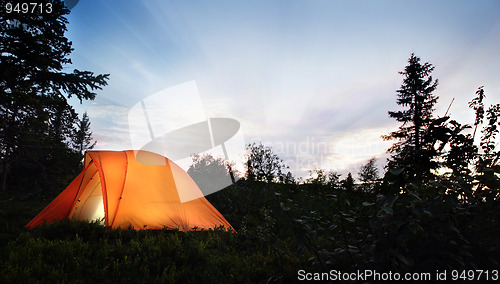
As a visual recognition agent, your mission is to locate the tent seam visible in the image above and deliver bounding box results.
[110,150,129,227]
[66,157,92,217]
[91,153,108,226]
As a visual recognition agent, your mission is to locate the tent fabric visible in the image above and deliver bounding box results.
[26,150,233,231]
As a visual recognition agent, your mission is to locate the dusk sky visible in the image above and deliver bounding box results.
[65,0,500,178]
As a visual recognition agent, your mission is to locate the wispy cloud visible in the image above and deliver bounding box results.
[66,0,500,178]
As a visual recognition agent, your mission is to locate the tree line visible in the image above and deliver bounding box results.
[207,53,499,203]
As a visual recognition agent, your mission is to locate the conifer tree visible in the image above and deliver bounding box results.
[72,111,97,155]
[383,53,439,182]
[0,0,109,191]
[341,172,355,191]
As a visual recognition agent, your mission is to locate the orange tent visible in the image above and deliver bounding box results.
[26,150,233,231]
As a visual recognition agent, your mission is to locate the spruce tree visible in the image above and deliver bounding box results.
[383,53,439,182]
[72,111,97,155]
[341,172,355,191]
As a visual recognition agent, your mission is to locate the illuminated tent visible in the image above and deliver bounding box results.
[26,150,233,231]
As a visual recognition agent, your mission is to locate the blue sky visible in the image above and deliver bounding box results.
[65,0,500,178]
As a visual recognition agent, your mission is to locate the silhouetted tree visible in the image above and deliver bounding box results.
[281,171,295,184]
[245,143,287,183]
[327,171,342,189]
[358,157,379,193]
[442,118,476,204]
[0,0,109,191]
[72,111,97,155]
[475,101,500,193]
[306,168,327,185]
[469,86,485,140]
[341,172,355,191]
[306,168,341,189]
[187,153,236,196]
[383,53,439,183]
[445,87,500,200]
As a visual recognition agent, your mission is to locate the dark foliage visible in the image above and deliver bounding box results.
[187,153,236,196]
[245,143,288,183]
[0,0,108,192]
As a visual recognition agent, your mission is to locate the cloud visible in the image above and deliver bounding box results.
[77,104,132,150]
[247,124,395,178]
[66,0,500,179]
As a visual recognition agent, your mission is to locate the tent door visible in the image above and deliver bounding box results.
[71,171,105,224]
